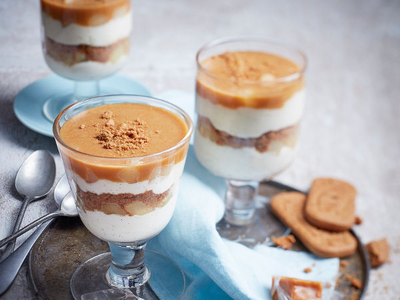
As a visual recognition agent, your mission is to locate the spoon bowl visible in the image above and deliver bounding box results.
[54,175,70,207]
[60,192,78,216]
[0,175,77,248]
[15,150,56,200]
[1,150,56,261]
[0,174,76,295]
[54,175,78,216]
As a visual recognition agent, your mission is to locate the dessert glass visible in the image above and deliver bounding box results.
[40,0,132,121]
[53,95,193,299]
[194,37,306,225]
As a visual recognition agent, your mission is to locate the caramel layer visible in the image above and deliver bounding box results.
[197,51,304,109]
[197,116,298,153]
[41,0,130,27]
[46,37,129,66]
[77,186,171,216]
[58,103,189,183]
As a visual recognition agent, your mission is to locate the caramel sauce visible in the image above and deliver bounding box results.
[197,51,304,109]
[41,0,130,27]
[58,103,190,183]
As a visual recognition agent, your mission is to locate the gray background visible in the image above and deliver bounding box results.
[0,0,399,299]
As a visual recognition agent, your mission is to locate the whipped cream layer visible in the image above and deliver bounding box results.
[196,89,305,138]
[45,53,128,81]
[194,130,296,181]
[75,161,185,195]
[79,192,177,243]
[42,12,132,47]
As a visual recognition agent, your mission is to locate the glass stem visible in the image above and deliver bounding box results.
[73,80,100,102]
[224,179,258,225]
[106,242,150,288]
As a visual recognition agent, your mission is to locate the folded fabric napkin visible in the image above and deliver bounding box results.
[146,90,340,300]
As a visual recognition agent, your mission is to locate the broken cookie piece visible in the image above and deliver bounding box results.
[366,238,390,267]
[271,234,296,250]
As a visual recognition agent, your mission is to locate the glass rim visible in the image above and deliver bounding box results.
[53,94,193,162]
[196,36,307,84]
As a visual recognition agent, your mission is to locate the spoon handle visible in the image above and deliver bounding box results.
[0,219,53,296]
[0,211,60,249]
[0,196,34,261]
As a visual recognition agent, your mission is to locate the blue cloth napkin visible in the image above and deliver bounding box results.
[147,90,339,300]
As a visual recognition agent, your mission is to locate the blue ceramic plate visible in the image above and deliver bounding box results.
[13,75,151,137]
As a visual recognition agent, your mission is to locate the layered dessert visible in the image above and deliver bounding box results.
[194,51,305,181]
[40,0,131,80]
[57,102,190,243]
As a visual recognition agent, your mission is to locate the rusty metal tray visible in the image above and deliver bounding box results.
[29,181,369,299]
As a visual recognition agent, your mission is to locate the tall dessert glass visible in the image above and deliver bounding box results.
[40,0,132,121]
[53,95,193,299]
[194,37,306,226]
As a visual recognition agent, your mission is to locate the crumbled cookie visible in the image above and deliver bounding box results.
[304,178,357,231]
[351,278,362,289]
[271,235,296,250]
[304,267,312,273]
[270,192,357,258]
[354,216,363,225]
[366,238,390,267]
[345,274,362,289]
[340,260,349,268]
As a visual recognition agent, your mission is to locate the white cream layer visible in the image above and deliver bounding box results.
[75,161,185,195]
[45,53,128,81]
[196,89,305,138]
[42,12,132,47]
[194,130,295,181]
[79,192,177,242]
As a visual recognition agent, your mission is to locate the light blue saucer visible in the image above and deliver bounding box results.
[13,75,151,137]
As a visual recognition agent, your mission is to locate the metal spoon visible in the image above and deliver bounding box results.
[0,150,56,261]
[0,175,77,248]
[0,175,76,295]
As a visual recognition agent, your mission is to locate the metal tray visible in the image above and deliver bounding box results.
[232,180,369,299]
[29,181,369,299]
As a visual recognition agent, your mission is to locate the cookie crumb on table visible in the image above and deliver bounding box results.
[304,267,312,273]
[324,282,332,288]
[340,260,349,268]
[345,274,362,289]
[351,278,362,289]
[355,216,363,225]
[271,234,296,250]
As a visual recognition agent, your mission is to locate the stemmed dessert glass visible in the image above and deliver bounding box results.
[40,0,132,121]
[193,37,306,226]
[53,95,193,299]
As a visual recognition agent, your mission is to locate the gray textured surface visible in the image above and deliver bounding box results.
[0,0,399,299]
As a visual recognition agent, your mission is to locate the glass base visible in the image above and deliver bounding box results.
[217,193,289,247]
[71,251,185,300]
[224,208,256,226]
[42,86,125,122]
[43,91,78,122]
[224,180,258,226]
